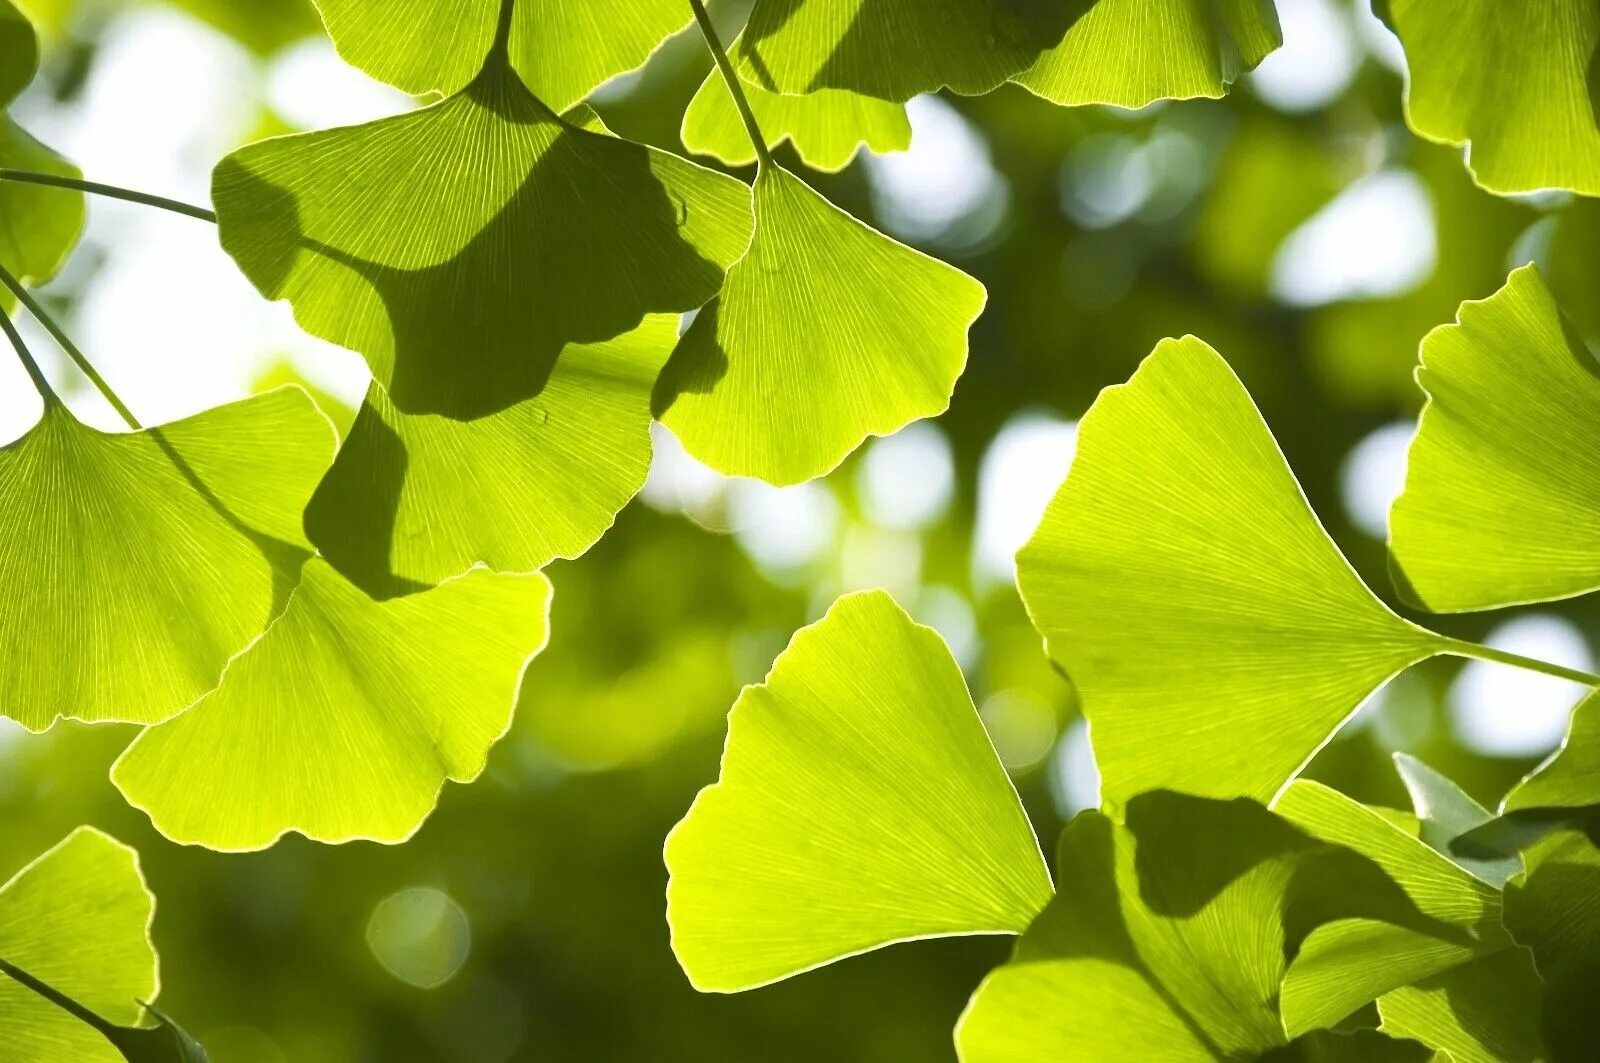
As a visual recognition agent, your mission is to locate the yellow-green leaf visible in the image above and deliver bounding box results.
[655,165,982,485]
[664,590,1051,992]
[112,560,550,851]
[305,315,675,598]
[213,57,752,420]
[0,388,333,731]
[1505,689,1600,813]
[1017,337,1442,807]
[0,828,157,1062]
[1387,0,1600,195]
[1390,265,1600,612]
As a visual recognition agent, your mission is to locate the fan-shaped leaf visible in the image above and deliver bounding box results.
[305,315,675,598]
[1016,337,1443,807]
[958,794,1416,1062]
[1390,265,1600,612]
[734,0,1075,100]
[0,388,333,731]
[681,58,909,172]
[312,0,688,112]
[0,829,158,1062]
[1015,0,1281,109]
[1505,690,1600,814]
[1393,753,1520,887]
[0,0,84,312]
[664,590,1051,992]
[1386,0,1600,195]
[655,165,982,485]
[112,560,550,851]
[213,56,752,419]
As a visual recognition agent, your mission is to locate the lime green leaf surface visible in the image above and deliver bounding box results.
[1377,949,1547,1063]
[0,0,84,312]
[313,0,687,111]
[0,389,332,731]
[1505,690,1600,813]
[958,794,1363,1061]
[681,60,909,172]
[1390,266,1600,611]
[1504,828,1600,983]
[1016,337,1442,806]
[1016,0,1281,108]
[305,315,675,598]
[664,590,1051,992]
[1394,753,1520,887]
[0,828,157,1062]
[1386,0,1600,195]
[656,165,982,485]
[213,59,752,419]
[735,0,1075,100]
[112,560,550,851]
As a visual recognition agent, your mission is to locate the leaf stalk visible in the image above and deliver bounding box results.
[1438,636,1600,687]
[0,262,141,429]
[0,168,217,224]
[688,0,774,168]
[0,302,55,404]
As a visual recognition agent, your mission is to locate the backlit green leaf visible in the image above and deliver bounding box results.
[957,794,1409,1062]
[1504,690,1600,813]
[734,0,1075,100]
[313,0,688,112]
[1016,337,1443,807]
[1503,830,1600,1056]
[681,60,909,172]
[111,560,550,851]
[0,388,333,731]
[0,828,158,1062]
[1389,265,1600,611]
[655,165,983,485]
[305,315,675,598]
[1386,0,1600,195]
[213,55,752,420]
[1015,0,1281,108]
[664,590,1051,992]
[1393,753,1520,887]
[1377,949,1547,1063]
[0,0,84,313]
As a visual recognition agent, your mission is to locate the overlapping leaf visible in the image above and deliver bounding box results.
[1017,337,1443,806]
[0,388,333,731]
[1394,753,1520,887]
[1505,690,1600,814]
[681,46,909,172]
[1390,266,1600,612]
[0,829,158,1062]
[956,793,1435,1062]
[305,315,675,598]
[213,53,752,420]
[1385,0,1600,195]
[112,560,550,851]
[313,0,688,112]
[665,590,1051,992]
[0,0,84,312]
[1015,0,1281,109]
[655,164,983,485]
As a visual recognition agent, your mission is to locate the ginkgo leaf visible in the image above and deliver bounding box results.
[664,589,1051,992]
[957,794,1415,1062]
[1393,753,1520,887]
[1016,337,1443,807]
[654,164,983,485]
[1389,266,1600,612]
[681,54,909,172]
[313,0,688,112]
[0,388,334,731]
[111,559,550,851]
[1504,690,1600,813]
[1377,949,1548,1063]
[0,0,84,312]
[213,54,753,420]
[0,828,158,1063]
[1014,0,1281,109]
[304,314,675,598]
[1385,0,1600,195]
[734,0,1075,100]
